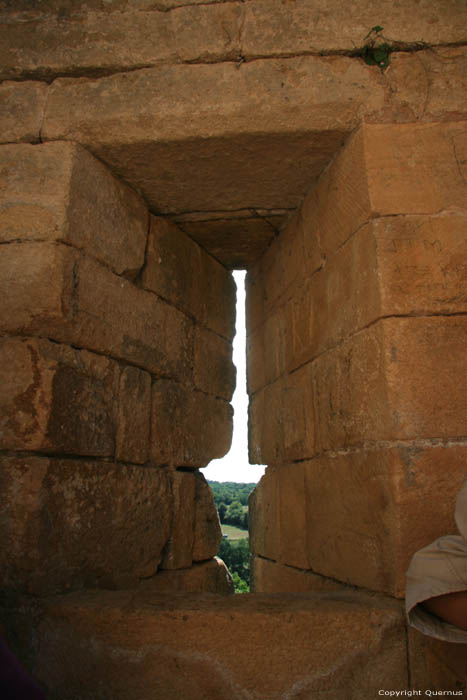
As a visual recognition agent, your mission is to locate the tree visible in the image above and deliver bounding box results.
[225,500,244,527]
[218,502,227,523]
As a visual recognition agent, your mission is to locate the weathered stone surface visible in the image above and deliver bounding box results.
[160,471,195,570]
[193,325,235,401]
[0,142,148,276]
[250,556,348,595]
[249,448,467,597]
[408,627,467,692]
[115,366,151,465]
[142,215,236,339]
[314,317,467,450]
[27,589,407,700]
[0,242,193,380]
[139,558,234,595]
[0,4,243,81]
[0,455,171,596]
[192,472,222,562]
[0,337,120,456]
[0,81,47,144]
[151,380,233,467]
[249,364,314,465]
[242,0,467,57]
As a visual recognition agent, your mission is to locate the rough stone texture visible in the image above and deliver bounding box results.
[160,471,195,570]
[138,558,234,596]
[0,142,148,277]
[115,366,151,465]
[0,455,172,596]
[0,242,193,380]
[193,325,235,401]
[192,472,222,562]
[249,364,314,465]
[26,590,407,700]
[0,336,120,457]
[250,556,349,595]
[250,449,467,597]
[0,81,47,144]
[151,380,232,467]
[142,215,236,339]
[314,316,467,451]
[408,627,467,692]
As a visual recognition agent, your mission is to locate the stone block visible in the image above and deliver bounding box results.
[313,317,467,450]
[408,627,467,692]
[249,364,314,464]
[241,0,467,57]
[115,366,151,465]
[142,216,235,340]
[192,472,222,563]
[250,556,349,595]
[302,446,467,596]
[248,467,280,562]
[193,325,235,400]
[0,81,47,144]
[138,558,234,596]
[0,455,171,596]
[160,471,195,571]
[0,337,120,456]
[150,381,232,468]
[0,242,193,380]
[0,142,148,276]
[28,589,407,700]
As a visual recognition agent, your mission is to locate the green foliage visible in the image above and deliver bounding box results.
[224,500,245,527]
[360,25,392,71]
[218,502,227,523]
[208,481,256,508]
[218,537,250,588]
[231,572,249,593]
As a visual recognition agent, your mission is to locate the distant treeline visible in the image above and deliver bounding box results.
[208,481,256,507]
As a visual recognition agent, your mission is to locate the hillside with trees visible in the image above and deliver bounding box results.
[208,481,256,593]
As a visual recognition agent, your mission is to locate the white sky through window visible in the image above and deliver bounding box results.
[203,270,265,484]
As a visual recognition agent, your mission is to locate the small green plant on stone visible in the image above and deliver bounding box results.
[360,26,393,71]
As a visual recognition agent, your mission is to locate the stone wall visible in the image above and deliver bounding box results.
[248,120,467,598]
[0,140,235,597]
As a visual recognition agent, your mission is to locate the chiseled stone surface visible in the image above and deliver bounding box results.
[0,81,47,144]
[0,455,172,596]
[115,365,151,465]
[192,471,222,562]
[250,449,467,597]
[26,589,407,700]
[139,558,234,595]
[408,627,467,692]
[0,242,193,380]
[193,325,235,401]
[250,556,348,595]
[0,142,148,277]
[151,380,232,468]
[160,470,196,571]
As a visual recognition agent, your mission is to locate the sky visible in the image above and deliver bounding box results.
[203,270,266,485]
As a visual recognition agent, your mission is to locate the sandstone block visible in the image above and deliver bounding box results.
[138,558,234,596]
[0,242,193,380]
[0,81,47,144]
[302,447,467,596]
[408,628,467,692]
[143,216,236,340]
[248,467,280,562]
[0,455,172,596]
[249,363,314,464]
[242,0,467,57]
[115,366,151,465]
[193,325,235,400]
[29,589,407,700]
[160,471,195,571]
[0,337,120,456]
[192,472,222,563]
[151,381,232,467]
[250,556,348,595]
[314,317,467,450]
[0,142,148,276]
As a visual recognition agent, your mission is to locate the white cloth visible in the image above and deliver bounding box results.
[405,480,467,643]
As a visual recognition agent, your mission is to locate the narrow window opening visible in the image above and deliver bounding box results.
[204,270,265,592]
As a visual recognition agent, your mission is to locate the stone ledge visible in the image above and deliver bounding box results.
[19,589,407,699]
